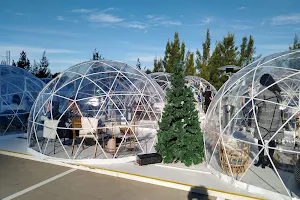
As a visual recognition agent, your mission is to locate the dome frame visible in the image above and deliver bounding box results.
[28,60,165,162]
[204,50,300,199]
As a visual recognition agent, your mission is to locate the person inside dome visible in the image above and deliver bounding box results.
[254,73,283,169]
[203,85,212,113]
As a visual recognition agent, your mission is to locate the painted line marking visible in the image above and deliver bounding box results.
[0,149,263,200]
[2,168,77,200]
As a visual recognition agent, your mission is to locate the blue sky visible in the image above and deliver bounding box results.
[0,0,300,73]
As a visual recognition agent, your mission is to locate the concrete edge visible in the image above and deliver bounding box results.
[0,149,264,200]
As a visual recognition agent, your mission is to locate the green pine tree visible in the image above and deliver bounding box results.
[185,51,195,76]
[238,36,248,67]
[36,51,51,78]
[11,60,16,66]
[136,58,141,70]
[153,58,164,72]
[163,40,172,72]
[196,29,211,81]
[155,60,204,166]
[289,34,300,50]
[163,32,184,73]
[245,35,255,66]
[17,51,31,71]
[202,29,211,66]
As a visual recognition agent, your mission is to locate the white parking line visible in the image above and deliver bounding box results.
[2,168,77,200]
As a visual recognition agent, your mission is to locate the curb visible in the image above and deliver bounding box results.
[0,149,264,200]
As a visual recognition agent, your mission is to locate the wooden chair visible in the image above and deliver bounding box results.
[71,117,99,158]
[71,118,82,156]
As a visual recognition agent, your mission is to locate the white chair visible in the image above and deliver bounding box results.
[42,118,59,154]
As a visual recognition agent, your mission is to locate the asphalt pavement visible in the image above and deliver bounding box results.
[0,154,215,200]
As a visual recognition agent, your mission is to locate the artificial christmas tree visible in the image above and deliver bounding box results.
[155,60,205,166]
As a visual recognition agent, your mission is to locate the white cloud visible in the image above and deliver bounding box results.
[271,13,300,25]
[180,15,184,18]
[0,45,78,57]
[16,13,23,16]
[125,22,146,29]
[187,17,214,27]
[56,16,64,21]
[147,15,182,26]
[231,25,253,30]
[238,6,246,10]
[88,13,123,23]
[0,26,78,36]
[202,17,214,24]
[146,15,154,19]
[71,9,94,13]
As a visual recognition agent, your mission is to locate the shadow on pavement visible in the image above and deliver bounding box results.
[187,186,212,200]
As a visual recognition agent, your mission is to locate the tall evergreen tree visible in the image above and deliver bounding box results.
[185,51,195,76]
[36,51,51,78]
[196,29,211,81]
[11,60,16,66]
[17,51,30,71]
[245,35,255,66]
[136,58,141,70]
[163,32,184,73]
[153,57,158,72]
[31,60,40,76]
[238,36,248,67]
[289,34,300,50]
[208,33,239,89]
[156,59,204,166]
[153,58,164,72]
[92,48,103,60]
[163,40,172,72]
[202,29,211,66]
[180,42,186,62]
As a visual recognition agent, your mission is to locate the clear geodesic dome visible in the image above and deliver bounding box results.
[204,50,300,199]
[150,72,171,91]
[150,73,217,113]
[0,65,45,135]
[185,75,217,100]
[28,60,165,161]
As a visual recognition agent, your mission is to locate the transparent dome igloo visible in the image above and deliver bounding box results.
[150,72,171,91]
[28,60,165,161]
[204,50,300,199]
[0,65,45,135]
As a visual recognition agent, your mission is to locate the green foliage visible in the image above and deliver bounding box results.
[136,58,141,70]
[31,60,39,76]
[52,72,60,78]
[202,29,211,65]
[153,58,164,72]
[185,51,195,76]
[92,48,103,60]
[156,60,205,166]
[289,34,300,50]
[17,51,31,71]
[145,69,152,74]
[11,60,16,66]
[35,51,51,78]
[196,29,211,81]
[163,32,185,73]
[238,36,248,67]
